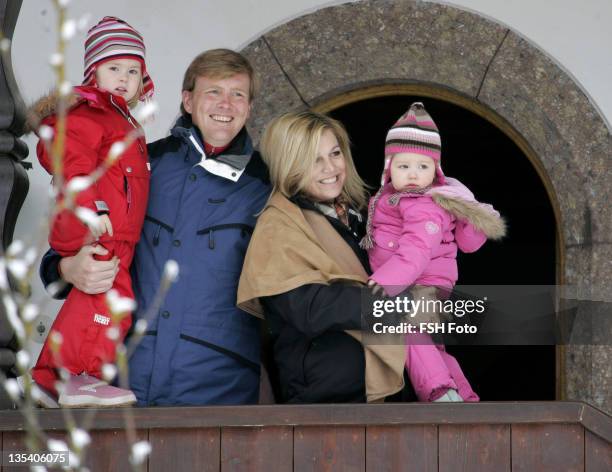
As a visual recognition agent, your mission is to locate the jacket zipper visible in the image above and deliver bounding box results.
[111,96,145,214]
[110,95,145,153]
[110,95,137,129]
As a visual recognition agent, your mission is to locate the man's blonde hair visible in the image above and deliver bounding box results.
[260,111,368,210]
[180,48,257,116]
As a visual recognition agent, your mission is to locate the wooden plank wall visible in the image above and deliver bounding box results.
[2,423,611,472]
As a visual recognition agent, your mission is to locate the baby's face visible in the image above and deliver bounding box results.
[389,152,436,191]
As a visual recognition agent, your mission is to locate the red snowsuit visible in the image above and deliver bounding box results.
[32,86,149,394]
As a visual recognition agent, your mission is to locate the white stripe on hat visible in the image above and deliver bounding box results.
[387,127,441,142]
[84,49,146,70]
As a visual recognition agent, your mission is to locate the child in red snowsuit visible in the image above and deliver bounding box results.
[32,16,154,407]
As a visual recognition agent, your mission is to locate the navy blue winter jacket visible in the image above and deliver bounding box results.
[41,117,271,405]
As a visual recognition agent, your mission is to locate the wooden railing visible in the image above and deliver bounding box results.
[1,401,610,471]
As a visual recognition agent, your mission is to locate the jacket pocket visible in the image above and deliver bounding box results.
[179,334,260,374]
[373,229,399,251]
[119,157,150,236]
[195,224,253,269]
[196,223,253,246]
[144,215,174,247]
[207,198,227,204]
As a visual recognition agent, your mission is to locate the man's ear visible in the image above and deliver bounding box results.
[182,90,193,114]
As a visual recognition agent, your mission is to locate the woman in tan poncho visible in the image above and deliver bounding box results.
[238,111,412,403]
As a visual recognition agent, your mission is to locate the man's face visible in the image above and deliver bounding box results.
[181,73,251,147]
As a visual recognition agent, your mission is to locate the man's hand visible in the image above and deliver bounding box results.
[58,244,119,294]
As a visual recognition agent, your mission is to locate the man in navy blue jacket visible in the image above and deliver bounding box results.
[40,49,270,406]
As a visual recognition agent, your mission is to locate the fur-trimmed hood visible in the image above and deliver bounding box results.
[366,176,506,292]
[385,177,506,240]
[362,176,505,252]
[25,86,129,135]
[430,192,506,240]
[25,91,80,135]
[427,177,506,240]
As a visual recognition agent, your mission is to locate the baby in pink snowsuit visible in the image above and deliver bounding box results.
[361,102,505,402]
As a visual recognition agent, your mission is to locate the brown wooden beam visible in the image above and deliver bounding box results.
[1,402,610,442]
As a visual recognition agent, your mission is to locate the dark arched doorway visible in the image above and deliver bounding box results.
[328,94,556,400]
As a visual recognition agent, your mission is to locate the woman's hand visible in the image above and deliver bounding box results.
[367,279,387,297]
[58,244,119,294]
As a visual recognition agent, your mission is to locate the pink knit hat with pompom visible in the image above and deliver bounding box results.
[381,102,444,185]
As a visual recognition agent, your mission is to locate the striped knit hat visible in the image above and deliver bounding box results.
[83,16,154,101]
[382,102,444,185]
[360,103,444,250]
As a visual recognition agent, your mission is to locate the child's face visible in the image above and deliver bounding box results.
[95,58,142,103]
[389,152,436,191]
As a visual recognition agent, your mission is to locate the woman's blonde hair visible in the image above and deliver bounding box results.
[260,111,368,210]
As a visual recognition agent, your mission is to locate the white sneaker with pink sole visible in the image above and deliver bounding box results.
[58,373,136,408]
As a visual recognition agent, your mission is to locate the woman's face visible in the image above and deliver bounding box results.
[304,129,347,203]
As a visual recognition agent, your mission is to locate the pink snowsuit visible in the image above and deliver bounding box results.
[368,180,491,402]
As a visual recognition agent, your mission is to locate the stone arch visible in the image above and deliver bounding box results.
[241,0,612,410]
